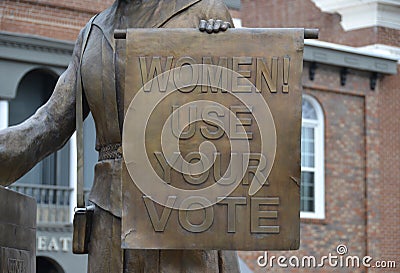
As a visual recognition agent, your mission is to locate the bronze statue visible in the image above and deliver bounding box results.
[0,0,239,272]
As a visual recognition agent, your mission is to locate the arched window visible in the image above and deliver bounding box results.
[301,95,325,219]
[9,69,71,187]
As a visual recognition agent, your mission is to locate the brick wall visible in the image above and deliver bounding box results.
[238,0,400,272]
[239,63,378,272]
[240,0,400,48]
[379,73,400,267]
[378,27,400,48]
[0,0,113,41]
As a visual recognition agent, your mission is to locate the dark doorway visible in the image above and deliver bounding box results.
[36,256,65,273]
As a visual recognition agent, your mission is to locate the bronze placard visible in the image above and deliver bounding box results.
[121,28,303,250]
[0,247,31,273]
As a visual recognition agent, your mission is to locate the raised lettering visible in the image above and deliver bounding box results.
[59,237,71,252]
[217,197,247,233]
[179,196,214,233]
[172,105,196,139]
[173,57,198,93]
[230,105,253,139]
[154,152,172,184]
[182,152,210,185]
[250,197,280,233]
[8,259,25,273]
[242,153,269,188]
[213,152,240,185]
[144,196,176,232]
[139,56,173,92]
[200,105,225,139]
[47,237,60,251]
[283,57,290,93]
[201,57,228,93]
[256,57,278,93]
[37,236,47,251]
[232,57,253,93]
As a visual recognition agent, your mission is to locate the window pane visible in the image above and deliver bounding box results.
[300,171,315,212]
[301,127,315,168]
[302,99,317,120]
[301,96,324,218]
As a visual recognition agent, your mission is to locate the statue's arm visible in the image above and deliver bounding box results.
[0,26,88,186]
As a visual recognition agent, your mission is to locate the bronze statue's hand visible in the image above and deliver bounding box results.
[199,19,231,33]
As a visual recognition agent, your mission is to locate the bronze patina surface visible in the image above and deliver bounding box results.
[121,28,303,250]
[0,187,36,273]
[0,0,244,272]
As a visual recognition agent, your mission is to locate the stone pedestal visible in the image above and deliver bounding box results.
[0,187,36,273]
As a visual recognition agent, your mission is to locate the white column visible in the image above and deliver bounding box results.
[69,132,77,223]
[0,100,9,129]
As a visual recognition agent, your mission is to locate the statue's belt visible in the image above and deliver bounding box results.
[98,143,122,161]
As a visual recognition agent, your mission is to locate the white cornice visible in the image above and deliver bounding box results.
[311,0,400,30]
[359,44,400,62]
[304,39,398,74]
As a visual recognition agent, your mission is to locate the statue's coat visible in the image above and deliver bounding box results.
[0,0,239,272]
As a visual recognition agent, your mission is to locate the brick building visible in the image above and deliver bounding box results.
[0,0,398,273]
[235,0,400,272]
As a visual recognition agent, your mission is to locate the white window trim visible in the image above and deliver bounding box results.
[69,132,77,223]
[0,100,9,130]
[300,95,325,220]
[232,18,242,28]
